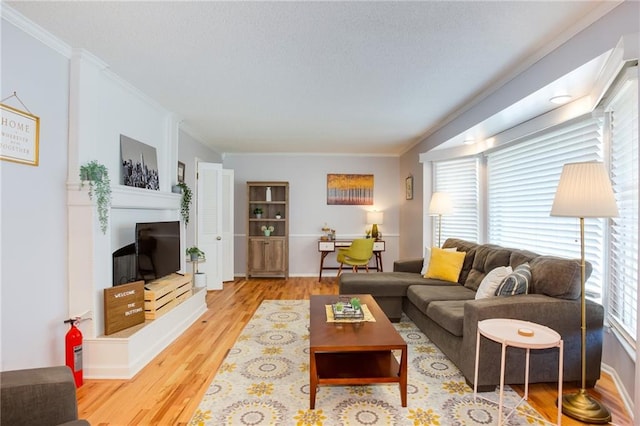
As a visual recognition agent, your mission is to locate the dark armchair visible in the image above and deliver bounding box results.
[0,366,90,426]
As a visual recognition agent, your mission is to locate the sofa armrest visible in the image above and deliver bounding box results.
[393,258,424,273]
[463,294,603,332]
[0,366,89,426]
[459,294,604,386]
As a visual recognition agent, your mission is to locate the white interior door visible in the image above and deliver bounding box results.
[197,162,223,290]
[222,169,234,281]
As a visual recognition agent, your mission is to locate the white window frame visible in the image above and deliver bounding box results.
[603,67,639,347]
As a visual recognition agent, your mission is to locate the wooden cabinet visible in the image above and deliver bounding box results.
[246,182,289,278]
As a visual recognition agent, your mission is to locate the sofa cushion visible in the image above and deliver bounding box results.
[529,256,590,300]
[465,245,513,291]
[510,249,538,268]
[475,266,512,299]
[339,272,430,297]
[406,284,476,314]
[495,263,531,296]
[425,248,466,282]
[426,300,466,337]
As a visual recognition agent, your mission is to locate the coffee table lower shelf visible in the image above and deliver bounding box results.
[310,350,407,409]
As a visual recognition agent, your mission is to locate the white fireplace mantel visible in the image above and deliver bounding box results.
[67,183,206,379]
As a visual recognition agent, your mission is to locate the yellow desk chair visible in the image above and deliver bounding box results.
[337,238,375,276]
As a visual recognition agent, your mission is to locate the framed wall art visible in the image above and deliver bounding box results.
[327,173,374,205]
[1,103,40,166]
[406,176,413,200]
[120,135,159,190]
[177,161,185,183]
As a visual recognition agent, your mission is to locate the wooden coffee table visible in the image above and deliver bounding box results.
[309,294,407,409]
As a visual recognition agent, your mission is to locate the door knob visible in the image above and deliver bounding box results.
[216,236,222,240]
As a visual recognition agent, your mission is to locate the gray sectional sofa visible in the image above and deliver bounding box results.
[339,238,604,390]
[0,366,90,426]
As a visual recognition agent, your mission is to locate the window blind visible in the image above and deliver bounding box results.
[606,76,638,342]
[486,115,606,300]
[432,157,479,244]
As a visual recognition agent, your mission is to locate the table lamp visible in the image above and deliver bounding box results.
[428,192,453,247]
[366,211,383,240]
[550,161,618,424]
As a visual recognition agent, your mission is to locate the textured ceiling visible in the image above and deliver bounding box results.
[7,1,614,155]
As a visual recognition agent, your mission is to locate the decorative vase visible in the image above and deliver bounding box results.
[266,186,272,202]
[190,253,199,261]
[264,229,271,237]
[256,213,262,218]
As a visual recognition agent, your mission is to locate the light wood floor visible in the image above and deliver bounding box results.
[77,277,631,425]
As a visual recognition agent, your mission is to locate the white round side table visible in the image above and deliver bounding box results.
[473,318,564,425]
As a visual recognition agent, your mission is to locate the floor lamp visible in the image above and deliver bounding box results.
[428,192,453,247]
[550,161,618,424]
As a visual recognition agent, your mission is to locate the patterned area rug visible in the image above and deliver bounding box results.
[190,300,545,425]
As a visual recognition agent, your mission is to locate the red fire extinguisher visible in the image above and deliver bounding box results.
[64,318,83,388]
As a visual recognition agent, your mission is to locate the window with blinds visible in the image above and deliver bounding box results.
[606,74,638,343]
[486,115,606,300]
[432,157,479,244]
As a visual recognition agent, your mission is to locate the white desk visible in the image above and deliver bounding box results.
[318,239,385,281]
[474,318,564,425]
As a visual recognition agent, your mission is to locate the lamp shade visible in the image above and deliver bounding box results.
[428,192,453,216]
[366,211,383,225]
[550,162,619,218]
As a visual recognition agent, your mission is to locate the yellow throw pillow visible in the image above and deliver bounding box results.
[425,247,466,283]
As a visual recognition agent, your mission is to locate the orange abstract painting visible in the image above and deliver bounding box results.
[327,174,373,205]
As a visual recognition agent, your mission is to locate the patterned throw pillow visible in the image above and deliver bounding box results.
[475,266,513,299]
[494,263,531,296]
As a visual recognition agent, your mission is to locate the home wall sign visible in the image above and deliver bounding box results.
[1,98,40,166]
[327,173,374,205]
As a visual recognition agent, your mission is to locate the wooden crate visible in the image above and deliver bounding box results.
[144,273,192,319]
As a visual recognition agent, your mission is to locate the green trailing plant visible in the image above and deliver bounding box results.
[186,246,205,261]
[79,160,111,234]
[177,182,192,225]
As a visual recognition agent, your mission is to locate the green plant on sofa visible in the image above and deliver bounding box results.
[176,182,192,225]
[79,160,111,234]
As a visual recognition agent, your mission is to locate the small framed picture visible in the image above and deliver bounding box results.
[177,161,185,183]
[405,176,413,200]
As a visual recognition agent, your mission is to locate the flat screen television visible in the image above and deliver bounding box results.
[135,220,181,282]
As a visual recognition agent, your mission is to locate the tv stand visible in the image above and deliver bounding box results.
[144,273,193,319]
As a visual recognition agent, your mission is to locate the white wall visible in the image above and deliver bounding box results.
[224,154,400,277]
[0,9,221,370]
[1,18,70,369]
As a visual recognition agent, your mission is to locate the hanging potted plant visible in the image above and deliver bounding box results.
[176,182,192,225]
[79,160,112,234]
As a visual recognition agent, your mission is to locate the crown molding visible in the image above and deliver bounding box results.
[1,3,72,58]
